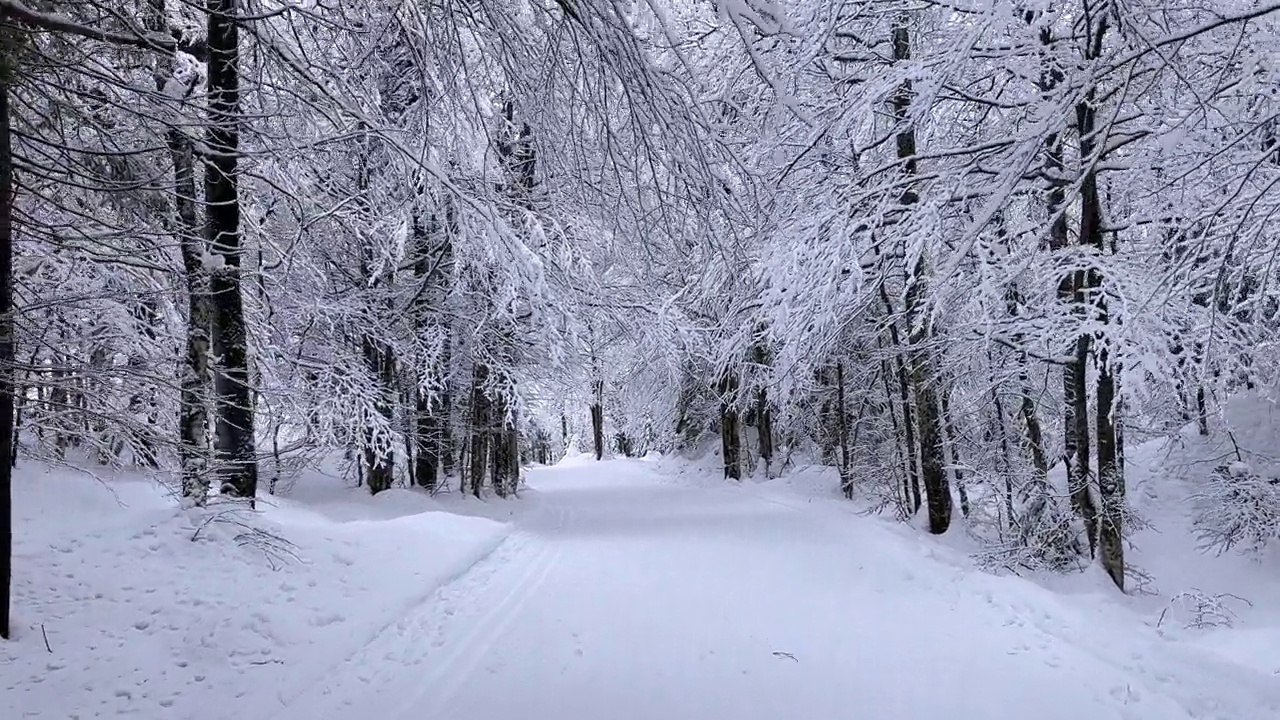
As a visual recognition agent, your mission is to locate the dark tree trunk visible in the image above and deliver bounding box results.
[0,68,15,641]
[490,401,518,496]
[894,15,948,533]
[440,333,455,479]
[1068,329,1097,554]
[896,356,921,511]
[817,365,839,465]
[880,359,911,509]
[128,299,160,468]
[756,387,773,470]
[491,394,510,497]
[9,380,19,468]
[408,206,452,493]
[590,378,604,460]
[1096,348,1124,590]
[1196,384,1208,436]
[836,362,851,495]
[1078,54,1124,588]
[674,368,703,450]
[615,433,634,457]
[150,0,212,502]
[719,371,741,480]
[990,384,1017,531]
[1018,369,1049,478]
[752,341,774,473]
[1031,7,1097,555]
[49,364,67,458]
[882,293,920,513]
[906,306,951,534]
[361,335,395,495]
[507,425,520,491]
[205,0,256,503]
[415,388,440,492]
[468,363,490,497]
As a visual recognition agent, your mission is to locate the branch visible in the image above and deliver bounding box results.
[0,0,205,59]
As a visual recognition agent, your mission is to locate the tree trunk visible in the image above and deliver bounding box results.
[940,385,969,518]
[495,402,519,496]
[817,365,839,465]
[893,15,948,533]
[836,362,851,495]
[9,378,19,468]
[907,301,951,534]
[205,0,257,503]
[1068,329,1097,554]
[1029,6,1097,555]
[408,208,452,493]
[990,385,1017,533]
[590,378,604,460]
[752,342,774,475]
[468,363,490,497]
[361,335,395,495]
[1018,368,1049,478]
[0,66,15,641]
[491,393,509,497]
[440,333,455,480]
[1096,347,1124,590]
[415,387,440,492]
[151,6,212,502]
[128,299,160,468]
[719,371,741,480]
[1078,56,1124,588]
[880,358,911,510]
[1196,383,1208,436]
[882,313,921,513]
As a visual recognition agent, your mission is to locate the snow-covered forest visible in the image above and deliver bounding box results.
[3,0,1280,717]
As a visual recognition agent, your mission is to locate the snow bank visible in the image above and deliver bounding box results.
[1,464,512,720]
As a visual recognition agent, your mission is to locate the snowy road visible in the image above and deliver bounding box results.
[275,461,1280,720]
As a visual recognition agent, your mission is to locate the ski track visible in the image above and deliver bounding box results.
[390,504,569,720]
[249,527,514,720]
[277,463,1280,720]
[265,501,569,720]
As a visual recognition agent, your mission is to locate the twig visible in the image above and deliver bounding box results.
[41,623,52,653]
[771,651,798,662]
[1227,431,1243,462]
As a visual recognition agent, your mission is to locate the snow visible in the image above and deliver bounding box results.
[1117,395,1280,679]
[2,464,510,719]
[5,454,1280,719]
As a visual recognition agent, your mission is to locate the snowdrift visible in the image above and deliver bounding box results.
[2,465,511,719]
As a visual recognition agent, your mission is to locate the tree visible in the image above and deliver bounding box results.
[205,0,257,502]
[0,22,14,640]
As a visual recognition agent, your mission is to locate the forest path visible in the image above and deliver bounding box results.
[276,460,1280,720]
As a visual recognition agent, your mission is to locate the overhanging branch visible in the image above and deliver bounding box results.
[0,0,206,60]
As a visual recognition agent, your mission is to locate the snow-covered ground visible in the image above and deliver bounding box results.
[2,464,513,719]
[5,454,1280,719]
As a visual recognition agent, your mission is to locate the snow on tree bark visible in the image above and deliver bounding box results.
[204,0,257,503]
[893,13,950,534]
[1075,16,1124,587]
[0,49,14,641]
